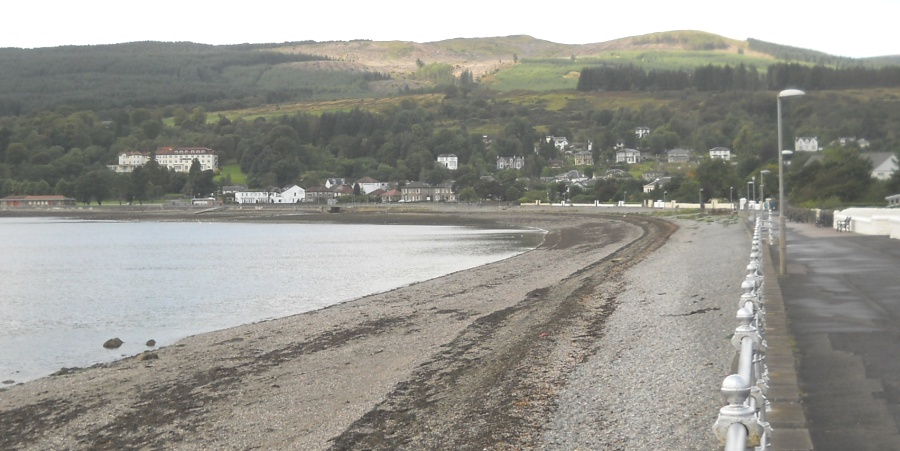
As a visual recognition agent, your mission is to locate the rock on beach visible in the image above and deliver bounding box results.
[102,338,123,349]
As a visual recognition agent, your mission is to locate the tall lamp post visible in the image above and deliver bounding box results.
[778,89,805,275]
[730,186,734,208]
[759,169,770,208]
[751,176,755,203]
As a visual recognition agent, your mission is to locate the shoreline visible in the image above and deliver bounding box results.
[0,206,746,449]
[1,213,547,385]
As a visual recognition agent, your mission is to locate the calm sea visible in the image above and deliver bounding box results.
[0,217,544,384]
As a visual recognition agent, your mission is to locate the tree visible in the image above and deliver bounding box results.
[5,143,29,165]
[694,157,740,199]
[75,169,115,205]
[130,166,149,204]
[788,147,873,203]
[459,187,478,202]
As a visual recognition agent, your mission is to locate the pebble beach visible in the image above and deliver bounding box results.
[0,206,749,450]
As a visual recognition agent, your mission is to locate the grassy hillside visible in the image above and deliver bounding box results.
[0,31,894,116]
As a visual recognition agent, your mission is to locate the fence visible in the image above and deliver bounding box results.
[713,215,772,450]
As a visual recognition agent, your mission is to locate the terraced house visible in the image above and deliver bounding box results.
[400,182,457,203]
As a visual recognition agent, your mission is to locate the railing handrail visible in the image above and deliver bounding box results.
[713,214,772,450]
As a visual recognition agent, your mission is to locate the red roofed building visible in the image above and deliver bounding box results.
[1,195,76,208]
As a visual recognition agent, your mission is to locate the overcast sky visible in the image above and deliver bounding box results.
[4,1,898,58]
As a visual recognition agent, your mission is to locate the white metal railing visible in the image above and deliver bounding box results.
[713,216,772,450]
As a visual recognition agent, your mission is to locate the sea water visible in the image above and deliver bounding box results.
[0,217,544,384]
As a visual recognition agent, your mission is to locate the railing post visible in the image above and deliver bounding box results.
[713,374,764,448]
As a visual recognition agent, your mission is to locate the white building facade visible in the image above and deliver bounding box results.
[108,151,151,173]
[155,147,218,172]
[709,147,732,160]
[795,137,819,152]
[437,154,458,170]
[233,185,306,204]
[616,148,641,164]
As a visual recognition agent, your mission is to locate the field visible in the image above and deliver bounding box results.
[215,164,247,185]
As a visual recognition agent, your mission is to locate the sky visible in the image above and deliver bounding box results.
[4,1,899,58]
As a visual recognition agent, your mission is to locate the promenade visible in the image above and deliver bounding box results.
[778,220,900,450]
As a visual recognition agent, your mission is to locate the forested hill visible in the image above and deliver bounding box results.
[0,41,367,115]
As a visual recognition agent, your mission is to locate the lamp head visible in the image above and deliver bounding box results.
[779,89,806,98]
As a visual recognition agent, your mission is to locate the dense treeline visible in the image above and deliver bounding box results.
[577,63,900,92]
[577,64,762,92]
[632,32,729,51]
[0,42,393,114]
[1,85,899,208]
[766,63,900,90]
[747,38,860,67]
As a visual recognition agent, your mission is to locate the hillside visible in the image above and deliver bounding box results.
[273,31,772,80]
[0,30,895,115]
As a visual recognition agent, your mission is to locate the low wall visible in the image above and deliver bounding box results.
[835,207,900,239]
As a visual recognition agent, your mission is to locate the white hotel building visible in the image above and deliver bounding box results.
[108,147,219,173]
[154,147,218,172]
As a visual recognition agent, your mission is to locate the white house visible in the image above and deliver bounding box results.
[437,154,458,170]
[355,177,390,194]
[866,152,899,181]
[272,185,305,203]
[155,147,218,172]
[615,148,641,164]
[107,151,151,173]
[233,190,272,204]
[635,126,651,138]
[232,185,305,204]
[709,147,732,161]
[795,137,819,152]
[546,136,569,150]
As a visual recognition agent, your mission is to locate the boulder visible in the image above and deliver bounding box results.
[146,339,156,347]
[103,337,123,349]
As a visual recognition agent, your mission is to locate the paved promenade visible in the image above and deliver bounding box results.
[778,219,900,450]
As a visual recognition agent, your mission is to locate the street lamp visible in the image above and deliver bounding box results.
[747,180,753,208]
[759,169,770,208]
[778,88,805,275]
[623,190,627,205]
[699,188,704,210]
[730,186,734,207]
[663,190,667,204]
